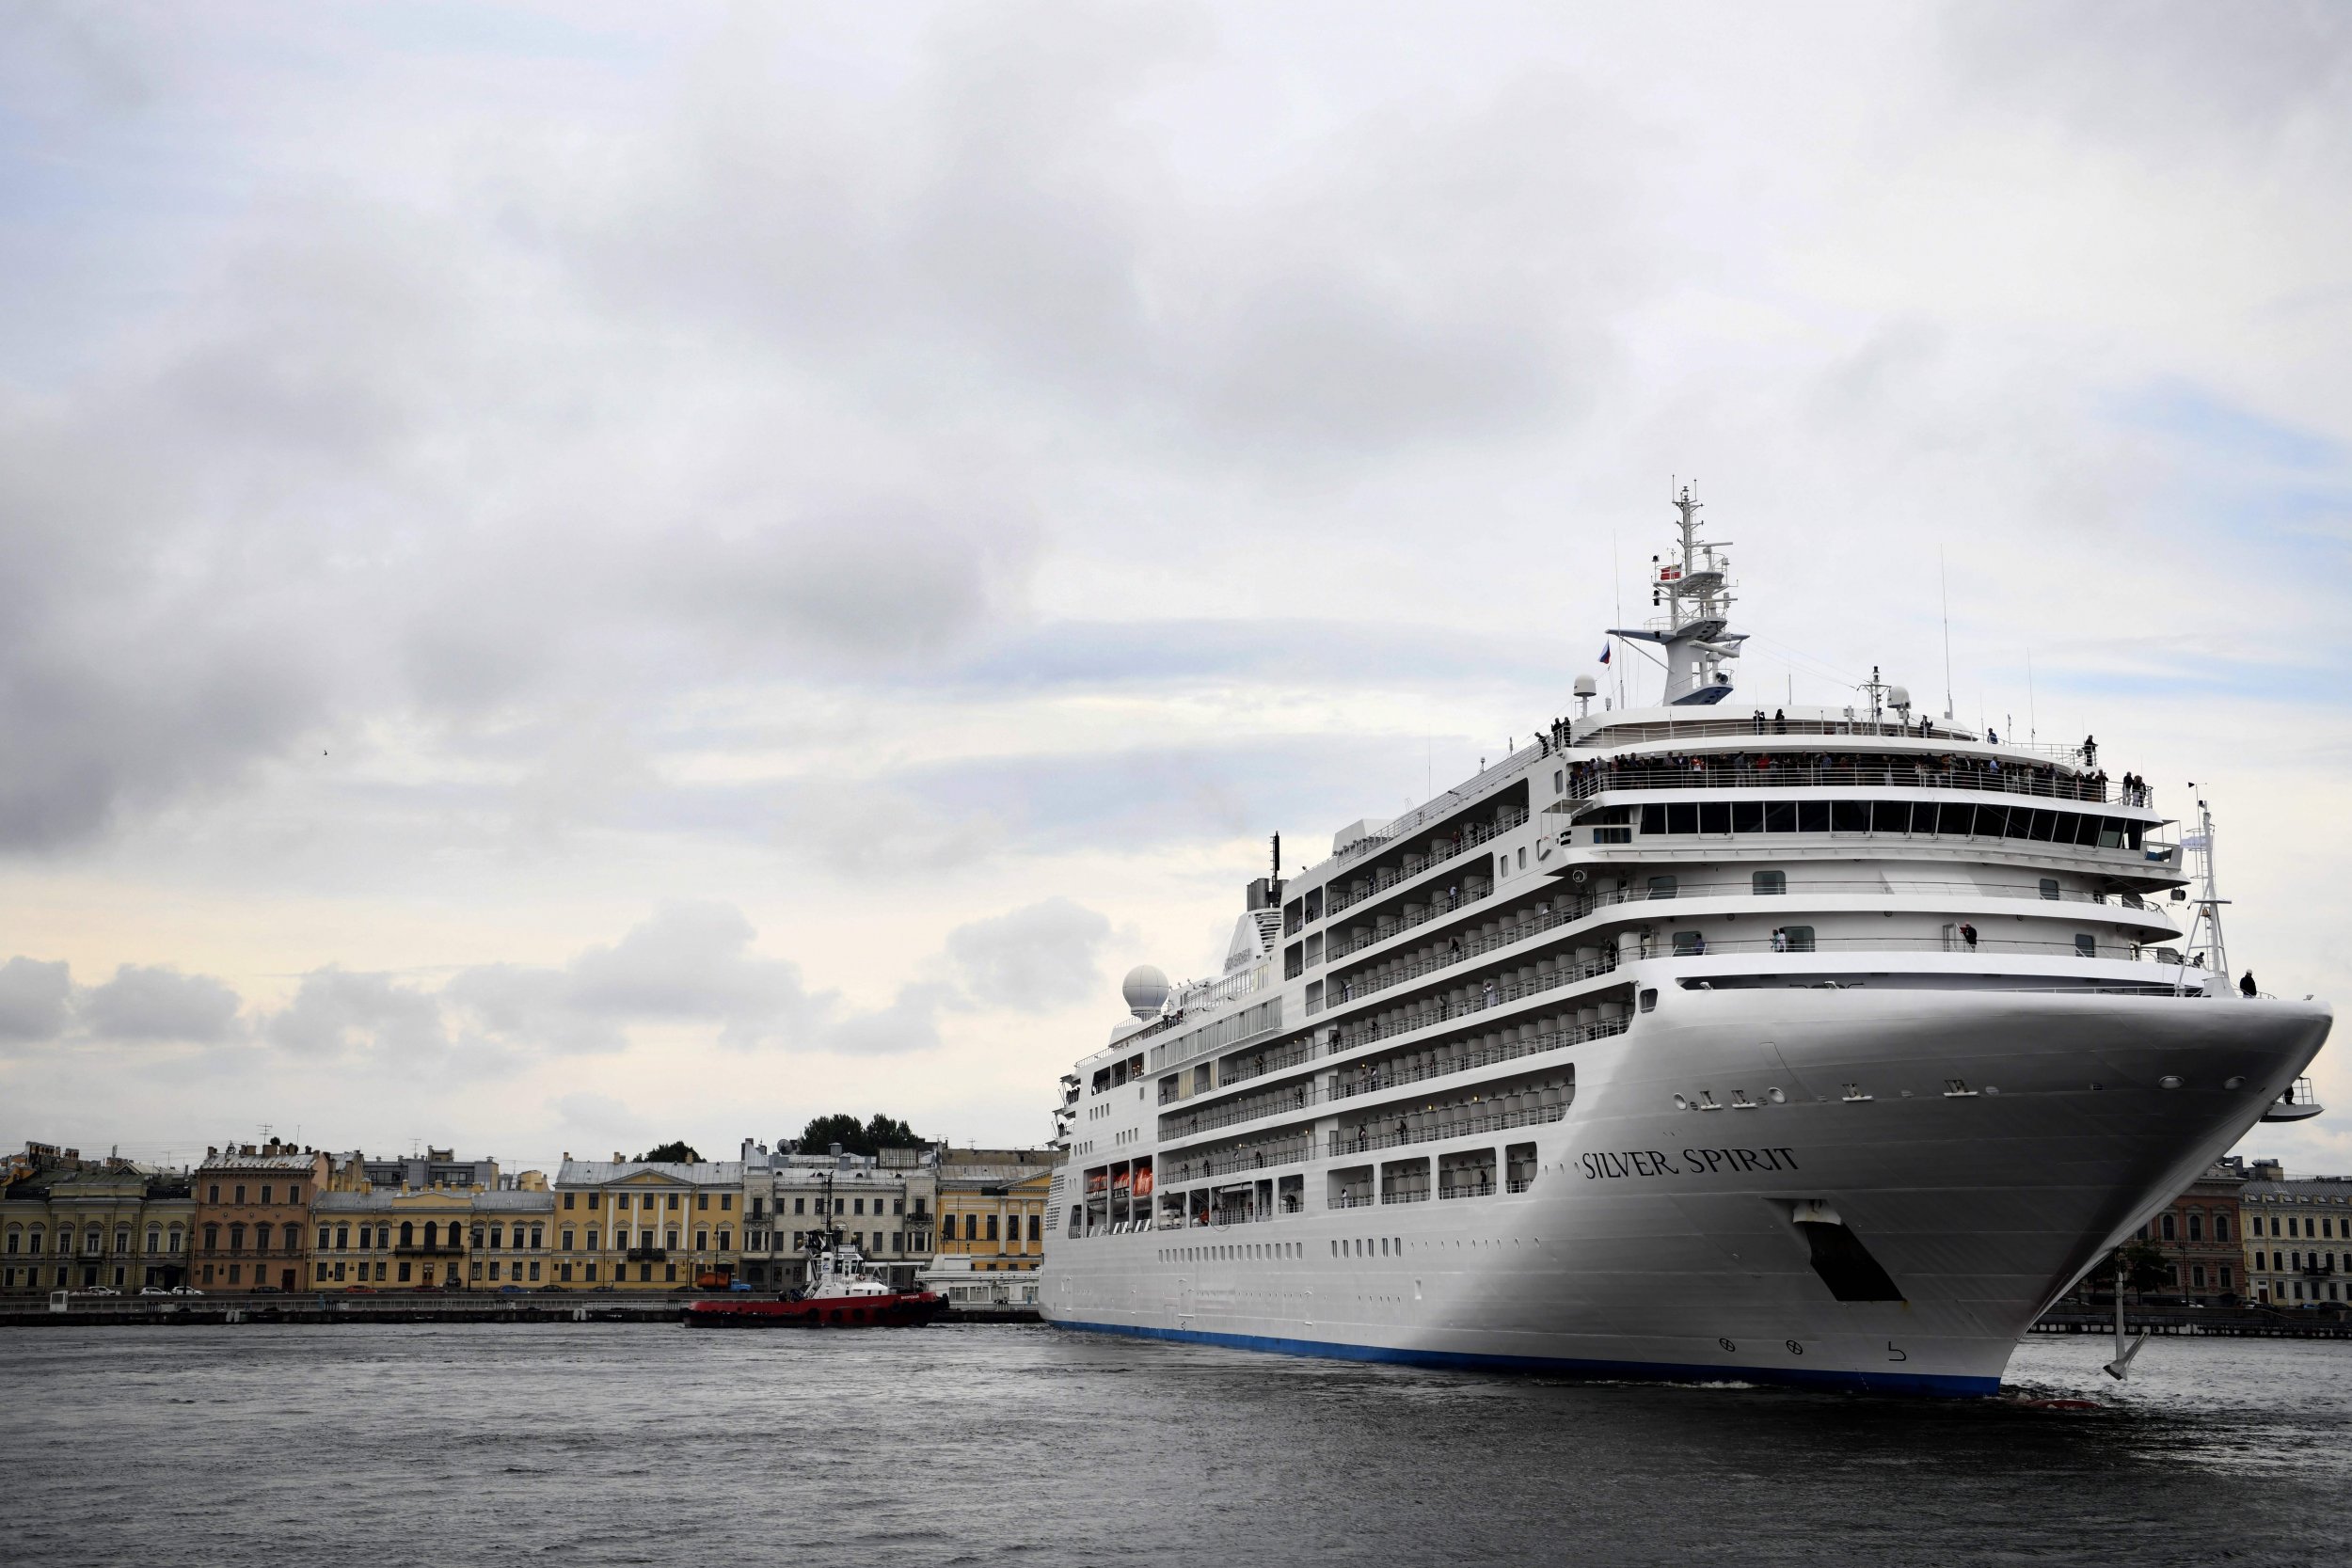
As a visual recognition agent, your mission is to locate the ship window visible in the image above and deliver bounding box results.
[2074,814,2101,847]
[1871,801,1907,833]
[1638,988,1659,1013]
[2029,809,2058,842]
[1647,876,1677,900]
[2074,934,2096,958]
[1699,801,1729,835]
[1667,803,1697,834]
[1764,802,1796,832]
[1554,768,1565,794]
[1798,801,1829,833]
[1832,801,1867,833]
[1938,802,1972,836]
[1912,802,1939,834]
[1780,926,1816,953]
[1641,804,1665,833]
[1752,871,1786,895]
[1518,847,1527,869]
[1732,801,1763,833]
[1671,931,1704,956]
[2040,879,2060,900]
[2004,807,2032,840]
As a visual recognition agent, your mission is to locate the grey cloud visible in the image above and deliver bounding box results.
[946,897,1114,1011]
[0,957,73,1042]
[1944,0,2352,153]
[443,902,880,1054]
[823,981,958,1057]
[76,963,243,1043]
[263,967,451,1059]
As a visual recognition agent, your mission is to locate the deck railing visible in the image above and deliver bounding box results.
[1565,758,2145,810]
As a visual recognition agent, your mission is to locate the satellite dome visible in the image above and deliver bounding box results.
[1121,964,1171,1021]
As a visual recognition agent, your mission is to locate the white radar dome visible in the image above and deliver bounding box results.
[1121,964,1171,1021]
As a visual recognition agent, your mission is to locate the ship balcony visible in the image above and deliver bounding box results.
[2263,1078,2323,1123]
[1327,805,1532,917]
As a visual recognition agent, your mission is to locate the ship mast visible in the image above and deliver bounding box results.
[1608,483,1747,705]
[2175,788,2231,994]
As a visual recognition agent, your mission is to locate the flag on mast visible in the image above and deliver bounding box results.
[1598,641,1612,665]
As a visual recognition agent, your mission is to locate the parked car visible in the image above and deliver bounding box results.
[345,1286,378,1294]
[84,1287,121,1297]
[251,1285,280,1294]
[590,1284,617,1292]
[168,1286,204,1296]
[139,1286,172,1296]
[497,1285,525,1294]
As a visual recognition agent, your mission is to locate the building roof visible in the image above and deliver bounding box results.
[472,1190,555,1212]
[2242,1178,2352,1202]
[556,1160,744,1188]
[197,1148,324,1173]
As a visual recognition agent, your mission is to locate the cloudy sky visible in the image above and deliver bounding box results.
[2,1,2347,1175]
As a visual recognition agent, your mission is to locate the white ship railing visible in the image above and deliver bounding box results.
[1327,1100,1569,1159]
[1328,807,1531,914]
[1327,955,1623,1043]
[1572,716,2090,763]
[1565,756,2148,811]
[1335,747,1548,866]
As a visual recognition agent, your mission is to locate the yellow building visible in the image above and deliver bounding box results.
[313,1188,473,1290]
[552,1155,744,1291]
[310,1154,552,1291]
[925,1149,1055,1305]
[1,1147,194,1294]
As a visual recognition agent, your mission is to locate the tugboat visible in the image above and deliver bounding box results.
[685,1193,947,1329]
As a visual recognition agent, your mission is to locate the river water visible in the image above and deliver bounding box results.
[6,1324,2347,1567]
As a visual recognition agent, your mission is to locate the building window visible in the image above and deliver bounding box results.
[1028,1214,1041,1242]
[2161,1214,2176,1242]
[667,1194,680,1212]
[795,1197,806,1215]
[234,1185,246,1205]
[530,1261,541,1281]
[854,1198,865,1216]
[208,1185,219,1204]
[398,1262,412,1282]
[720,1194,732,1212]
[695,1230,708,1251]
[229,1224,246,1252]
[564,1193,575,1210]
[2187,1212,2203,1242]
[531,1226,543,1248]
[2216,1214,2232,1243]
[697,1194,709,1212]
[986,1215,1000,1242]
[716,1230,731,1251]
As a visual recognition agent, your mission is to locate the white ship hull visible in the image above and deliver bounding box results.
[1044,491,2330,1396]
[1043,983,2328,1394]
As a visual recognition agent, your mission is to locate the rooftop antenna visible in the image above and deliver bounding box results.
[1939,546,1955,721]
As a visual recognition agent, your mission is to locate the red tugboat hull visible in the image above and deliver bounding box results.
[684,1291,950,1328]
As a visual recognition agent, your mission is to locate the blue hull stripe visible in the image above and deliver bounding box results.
[1046,1317,2001,1399]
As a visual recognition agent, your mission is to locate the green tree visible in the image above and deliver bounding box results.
[798,1114,926,1158]
[635,1141,702,1164]
[2083,1239,2171,1301]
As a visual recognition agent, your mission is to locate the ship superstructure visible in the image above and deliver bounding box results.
[1038,487,2331,1395]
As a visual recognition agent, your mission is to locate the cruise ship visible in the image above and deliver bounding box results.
[1037,488,2332,1395]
